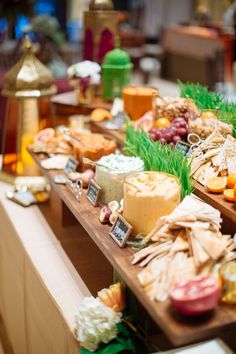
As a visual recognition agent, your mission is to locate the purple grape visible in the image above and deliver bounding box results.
[158,127,165,133]
[173,135,181,144]
[169,126,177,135]
[154,130,162,139]
[184,112,190,120]
[163,132,172,142]
[174,117,186,124]
[179,120,187,127]
[173,122,181,128]
[177,127,188,136]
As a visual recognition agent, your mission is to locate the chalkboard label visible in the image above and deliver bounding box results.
[109,215,133,248]
[64,157,78,175]
[176,141,191,157]
[87,179,101,206]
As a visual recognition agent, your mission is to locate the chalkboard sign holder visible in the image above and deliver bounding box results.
[87,179,101,206]
[175,141,191,157]
[109,215,133,248]
[64,157,78,175]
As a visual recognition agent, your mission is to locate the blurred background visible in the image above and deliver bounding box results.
[0,0,235,92]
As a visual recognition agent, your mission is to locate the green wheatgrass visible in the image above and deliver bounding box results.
[124,125,193,199]
[178,81,236,137]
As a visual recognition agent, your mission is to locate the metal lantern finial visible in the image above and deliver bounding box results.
[89,0,114,11]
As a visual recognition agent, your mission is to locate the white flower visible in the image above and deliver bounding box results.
[90,73,101,85]
[67,64,77,77]
[75,297,121,352]
[68,61,101,80]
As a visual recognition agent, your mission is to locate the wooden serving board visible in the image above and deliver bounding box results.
[30,150,236,347]
[90,121,236,231]
[192,180,236,224]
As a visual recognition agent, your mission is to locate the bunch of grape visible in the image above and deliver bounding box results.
[149,117,188,145]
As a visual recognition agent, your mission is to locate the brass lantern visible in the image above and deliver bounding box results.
[83,0,118,64]
[1,36,56,180]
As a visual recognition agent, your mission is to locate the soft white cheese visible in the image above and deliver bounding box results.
[98,154,144,174]
[95,154,144,204]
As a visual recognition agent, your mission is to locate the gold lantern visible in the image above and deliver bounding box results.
[1,36,56,180]
[83,0,118,64]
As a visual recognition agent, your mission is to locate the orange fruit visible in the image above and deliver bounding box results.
[206,177,226,193]
[223,189,235,202]
[227,174,236,189]
[201,111,217,120]
[155,117,171,128]
[90,108,112,122]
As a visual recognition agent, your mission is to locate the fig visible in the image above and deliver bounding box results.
[99,206,112,224]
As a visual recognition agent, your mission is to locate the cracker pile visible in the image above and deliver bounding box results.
[132,195,236,302]
[190,131,236,186]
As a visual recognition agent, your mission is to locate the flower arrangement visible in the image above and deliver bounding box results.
[68,61,101,84]
[75,283,138,354]
[68,61,101,104]
[75,297,121,352]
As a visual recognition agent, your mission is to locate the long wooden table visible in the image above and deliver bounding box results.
[30,150,236,348]
[51,91,112,119]
[90,121,236,233]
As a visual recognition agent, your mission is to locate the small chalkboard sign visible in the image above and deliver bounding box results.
[109,215,133,248]
[87,179,101,206]
[176,141,191,157]
[64,157,78,175]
